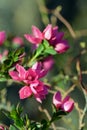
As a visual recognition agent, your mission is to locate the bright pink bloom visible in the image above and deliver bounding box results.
[12,37,24,46]
[53,91,74,112]
[30,80,49,103]
[24,24,70,53]
[24,24,52,44]
[32,56,54,77]
[0,31,6,45]
[19,80,49,103]
[0,125,4,130]
[9,64,38,84]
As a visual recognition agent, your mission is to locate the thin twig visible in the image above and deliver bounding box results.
[64,84,76,97]
[78,87,87,130]
[38,106,56,130]
[52,8,76,39]
[75,59,87,129]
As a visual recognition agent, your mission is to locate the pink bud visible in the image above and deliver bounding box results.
[0,31,6,45]
[53,91,62,109]
[53,91,74,112]
[55,40,70,53]
[12,37,24,46]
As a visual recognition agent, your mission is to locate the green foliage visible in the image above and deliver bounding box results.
[0,47,24,81]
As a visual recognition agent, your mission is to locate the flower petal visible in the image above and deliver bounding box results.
[53,91,62,108]
[24,34,42,44]
[32,25,43,39]
[16,64,26,79]
[0,31,6,45]
[55,40,70,53]
[43,24,52,40]
[9,71,20,81]
[62,100,74,112]
[19,86,32,99]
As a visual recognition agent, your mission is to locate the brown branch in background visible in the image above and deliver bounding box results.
[51,8,76,39]
[76,29,87,38]
[76,59,87,130]
[64,84,76,97]
[38,106,56,130]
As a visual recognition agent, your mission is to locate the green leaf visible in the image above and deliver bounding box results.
[42,40,49,48]
[35,43,44,57]
[44,47,57,55]
[9,125,17,130]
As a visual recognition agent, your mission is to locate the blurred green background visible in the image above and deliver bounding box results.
[0,0,87,130]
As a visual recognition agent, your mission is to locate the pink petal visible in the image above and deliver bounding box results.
[62,100,74,112]
[32,62,47,78]
[43,56,54,71]
[19,86,32,99]
[34,94,42,103]
[0,125,4,130]
[62,95,70,104]
[24,34,42,44]
[56,32,64,41]
[32,25,43,39]
[16,64,26,79]
[43,24,52,40]
[53,91,62,108]
[55,40,70,53]
[0,31,6,45]
[9,71,20,81]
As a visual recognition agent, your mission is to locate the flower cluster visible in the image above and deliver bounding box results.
[0,24,75,129]
[24,24,70,53]
[9,63,49,103]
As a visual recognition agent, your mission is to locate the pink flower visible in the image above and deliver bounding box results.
[53,91,74,112]
[9,64,38,84]
[9,64,49,103]
[32,56,54,77]
[19,80,49,103]
[0,125,4,130]
[0,31,6,45]
[30,80,49,103]
[24,24,70,53]
[24,25,52,44]
[12,37,24,46]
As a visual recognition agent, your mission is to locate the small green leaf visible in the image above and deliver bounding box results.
[35,43,44,57]
[9,125,17,130]
[44,47,57,55]
[43,40,49,48]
